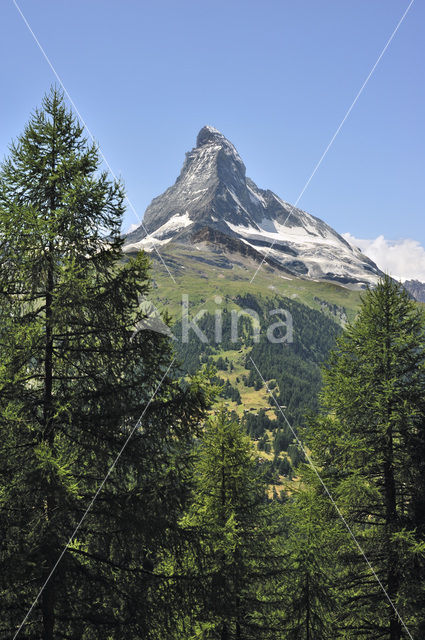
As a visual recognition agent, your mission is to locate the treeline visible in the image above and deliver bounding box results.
[1,91,425,639]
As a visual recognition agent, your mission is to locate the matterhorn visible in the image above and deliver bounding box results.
[125,126,381,287]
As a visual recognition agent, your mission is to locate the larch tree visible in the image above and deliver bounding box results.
[306,276,425,639]
[172,408,286,640]
[0,89,211,639]
[279,479,345,640]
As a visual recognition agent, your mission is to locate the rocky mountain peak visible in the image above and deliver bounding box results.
[188,125,246,180]
[124,127,383,288]
[196,125,227,147]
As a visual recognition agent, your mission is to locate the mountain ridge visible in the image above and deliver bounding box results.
[124,126,382,288]
[403,279,425,303]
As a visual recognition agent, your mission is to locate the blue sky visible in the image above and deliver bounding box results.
[1,1,424,277]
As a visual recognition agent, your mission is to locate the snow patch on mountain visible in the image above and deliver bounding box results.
[125,212,193,252]
[225,218,346,248]
[124,126,383,287]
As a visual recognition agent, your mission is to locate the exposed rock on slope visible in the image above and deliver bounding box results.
[124,126,382,287]
[403,279,425,302]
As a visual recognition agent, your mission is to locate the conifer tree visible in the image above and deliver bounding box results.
[0,89,211,639]
[279,481,344,640]
[172,409,285,640]
[306,276,425,639]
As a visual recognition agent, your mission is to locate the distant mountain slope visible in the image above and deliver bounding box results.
[403,279,425,303]
[125,125,382,287]
[172,292,342,426]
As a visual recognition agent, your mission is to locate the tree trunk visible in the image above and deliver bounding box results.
[236,594,242,640]
[221,622,229,640]
[40,563,55,640]
[306,572,311,640]
[383,300,401,640]
[389,597,402,640]
[40,251,56,640]
[41,112,57,639]
[385,453,401,640]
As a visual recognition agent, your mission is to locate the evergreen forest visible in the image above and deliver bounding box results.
[1,90,424,640]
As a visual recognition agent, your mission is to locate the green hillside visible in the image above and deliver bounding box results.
[140,242,363,323]
[131,243,364,485]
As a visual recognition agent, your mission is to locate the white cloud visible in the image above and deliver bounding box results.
[342,233,425,283]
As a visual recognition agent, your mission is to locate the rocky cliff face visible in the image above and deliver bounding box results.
[403,279,425,302]
[124,126,382,287]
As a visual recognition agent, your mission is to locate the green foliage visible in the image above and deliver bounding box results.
[173,293,341,460]
[216,356,228,370]
[244,294,341,428]
[221,378,242,404]
[0,89,211,639]
[244,408,275,439]
[171,409,286,639]
[287,444,305,469]
[278,484,344,639]
[305,276,425,638]
[274,429,292,455]
[4,92,425,640]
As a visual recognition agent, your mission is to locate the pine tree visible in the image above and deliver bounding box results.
[0,89,211,639]
[171,409,285,639]
[306,276,425,639]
